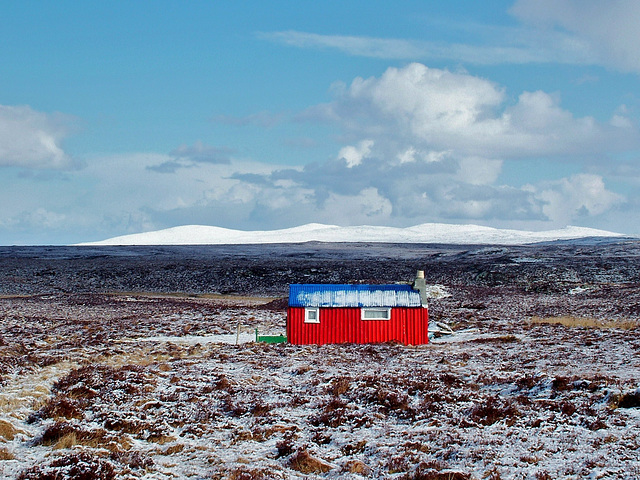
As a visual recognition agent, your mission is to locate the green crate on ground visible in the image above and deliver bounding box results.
[254,328,287,343]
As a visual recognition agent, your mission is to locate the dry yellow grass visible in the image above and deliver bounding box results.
[0,447,15,460]
[0,419,26,441]
[0,361,77,420]
[530,315,639,330]
[53,432,79,450]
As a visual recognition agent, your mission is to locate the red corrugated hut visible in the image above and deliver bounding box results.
[287,271,429,345]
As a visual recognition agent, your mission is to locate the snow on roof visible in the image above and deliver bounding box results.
[289,283,422,308]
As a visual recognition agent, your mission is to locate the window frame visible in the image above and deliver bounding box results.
[304,307,320,323]
[361,307,392,321]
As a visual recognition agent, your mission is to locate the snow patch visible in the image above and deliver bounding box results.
[135,333,256,345]
[425,284,451,299]
[569,286,590,295]
[78,223,625,246]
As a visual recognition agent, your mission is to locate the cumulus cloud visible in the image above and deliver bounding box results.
[0,207,67,230]
[5,61,634,243]
[527,174,623,224]
[511,0,640,73]
[261,63,633,226]
[338,140,374,168]
[129,63,622,233]
[0,105,75,169]
[319,63,638,159]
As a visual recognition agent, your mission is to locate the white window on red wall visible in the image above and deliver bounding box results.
[361,307,391,320]
[304,307,320,323]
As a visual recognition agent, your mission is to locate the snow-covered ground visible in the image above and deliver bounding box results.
[1,290,639,479]
[78,223,625,246]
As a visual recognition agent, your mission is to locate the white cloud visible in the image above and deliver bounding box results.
[456,157,503,185]
[3,61,636,243]
[526,174,623,224]
[320,188,393,223]
[276,63,634,226]
[125,63,623,234]
[0,105,75,169]
[264,2,640,74]
[338,140,373,168]
[0,207,67,230]
[323,63,638,158]
[169,141,233,165]
[511,0,640,73]
[259,29,592,66]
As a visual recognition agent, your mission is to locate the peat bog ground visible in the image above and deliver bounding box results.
[0,240,639,479]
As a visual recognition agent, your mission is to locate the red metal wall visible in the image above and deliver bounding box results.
[287,307,429,345]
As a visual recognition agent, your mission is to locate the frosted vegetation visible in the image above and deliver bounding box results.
[0,283,639,479]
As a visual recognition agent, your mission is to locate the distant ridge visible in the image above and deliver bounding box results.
[78,223,624,246]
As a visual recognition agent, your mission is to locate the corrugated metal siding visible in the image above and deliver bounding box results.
[289,284,422,308]
[287,306,429,346]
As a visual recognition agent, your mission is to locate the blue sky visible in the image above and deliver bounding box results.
[1,0,639,244]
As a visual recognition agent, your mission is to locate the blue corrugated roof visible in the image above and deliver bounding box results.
[289,284,422,307]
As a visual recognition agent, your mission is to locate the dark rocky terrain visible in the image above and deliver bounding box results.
[2,238,639,297]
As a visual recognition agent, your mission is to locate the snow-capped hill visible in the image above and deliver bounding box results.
[78,223,624,246]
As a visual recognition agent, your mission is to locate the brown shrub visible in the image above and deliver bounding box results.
[583,418,608,431]
[310,397,349,427]
[560,400,577,416]
[387,455,411,474]
[310,431,332,445]
[326,376,350,396]
[17,451,115,480]
[484,466,503,480]
[110,450,154,470]
[365,388,416,419]
[34,395,84,421]
[262,424,298,439]
[341,439,367,455]
[221,395,248,417]
[275,437,295,458]
[534,471,553,480]
[35,422,79,446]
[342,460,371,475]
[403,441,430,453]
[617,390,640,408]
[551,376,574,392]
[439,373,465,388]
[288,449,332,474]
[471,335,519,344]
[35,421,111,449]
[516,375,541,390]
[469,397,520,426]
[226,466,272,480]
[293,365,311,375]
[103,417,147,436]
[405,465,472,480]
[53,364,152,399]
[0,447,15,460]
[250,401,272,417]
